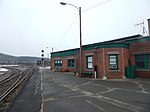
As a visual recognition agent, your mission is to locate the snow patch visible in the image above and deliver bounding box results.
[0,68,8,72]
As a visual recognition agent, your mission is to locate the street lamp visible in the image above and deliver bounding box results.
[46,47,50,58]
[60,2,82,77]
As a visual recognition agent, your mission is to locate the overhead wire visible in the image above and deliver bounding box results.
[59,15,78,42]
[53,15,78,49]
[54,0,111,51]
[83,0,111,12]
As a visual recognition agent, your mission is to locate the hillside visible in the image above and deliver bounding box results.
[0,53,41,64]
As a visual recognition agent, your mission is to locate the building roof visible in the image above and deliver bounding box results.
[82,34,143,50]
[51,48,78,57]
[82,34,143,47]
[51,34,150,57]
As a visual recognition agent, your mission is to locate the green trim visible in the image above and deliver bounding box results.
[135,69,150,71]
[86,55,93,69]
[109,54,118,70]
[125,37,150,44]
[67,59,75,68]
[83,43,129,51]
[51,49,78,57]
[83,72,93,75]
[82,36,150,51]
[51,36,150,58]
[144,55,147,69]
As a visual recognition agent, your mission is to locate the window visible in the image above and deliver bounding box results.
[68,59,75,68]
[54,60,62,67]
[54,60,57,67]
[135,54,150,69]
[148,55,150,69]
[86,55,93,69]
[135,55,144,68]
[109,54,118,70]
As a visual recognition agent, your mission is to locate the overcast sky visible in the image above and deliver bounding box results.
[0,0,150,57]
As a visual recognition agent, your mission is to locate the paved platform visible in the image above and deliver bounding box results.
[8,68,41,112]
[8,67,150,112]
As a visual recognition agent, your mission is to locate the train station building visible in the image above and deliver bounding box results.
[51,19,150,79]
[51,34,150,79]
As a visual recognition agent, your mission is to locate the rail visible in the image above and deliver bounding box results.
[0,67,33,102]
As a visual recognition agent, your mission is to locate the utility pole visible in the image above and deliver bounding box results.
[79,7,82,77]
[60,2,82,77]
[148,19,150,36]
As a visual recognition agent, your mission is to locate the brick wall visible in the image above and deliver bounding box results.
[129,41,150,78]
[51,40,150,79]
[51,58,54,69]
[82,49,95,72]
[135,70,150,78]
[130,41,150,54]
[51,56,77,72]
[101,48,129,79]
[81,48,130,79]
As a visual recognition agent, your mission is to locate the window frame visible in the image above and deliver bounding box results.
[135,54,150,70]
[67,59,75,68]
[109,54,118,70]
[135,55,145,69]
[54,59,62,67]
[86,55,93,69]
[147,55,150,69]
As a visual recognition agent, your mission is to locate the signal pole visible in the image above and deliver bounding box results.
[41,50,44,67]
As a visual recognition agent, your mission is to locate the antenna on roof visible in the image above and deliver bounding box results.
[134,20,148,36]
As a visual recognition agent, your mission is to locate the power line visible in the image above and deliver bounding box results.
[54,0,111,51]
[60,15,78,40]
[54,15,78,49]
[83,0,111,12]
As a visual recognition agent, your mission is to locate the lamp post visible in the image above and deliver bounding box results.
[46,47,50,59]
[60,2,82,77]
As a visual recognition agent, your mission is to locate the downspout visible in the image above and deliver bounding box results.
[102,48,107,80]
[122,48,126,79]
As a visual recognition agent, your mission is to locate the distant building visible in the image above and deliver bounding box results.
[37,59,50,66]
[51,34,150,79]
[37,60,43,65]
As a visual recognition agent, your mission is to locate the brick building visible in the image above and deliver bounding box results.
[51,34,150,79]
[51,48,78,72]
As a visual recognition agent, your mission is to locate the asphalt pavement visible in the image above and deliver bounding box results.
[8,67,150,112]
[8,67,41,112]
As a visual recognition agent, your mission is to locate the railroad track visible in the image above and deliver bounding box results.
[0,67,34,112]
[0,67,20,85]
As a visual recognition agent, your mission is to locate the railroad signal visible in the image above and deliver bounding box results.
[41,50,44,53]
[41,50,44,67]
[41,54,44,57]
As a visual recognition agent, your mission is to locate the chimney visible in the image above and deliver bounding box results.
[148,18,150,36]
